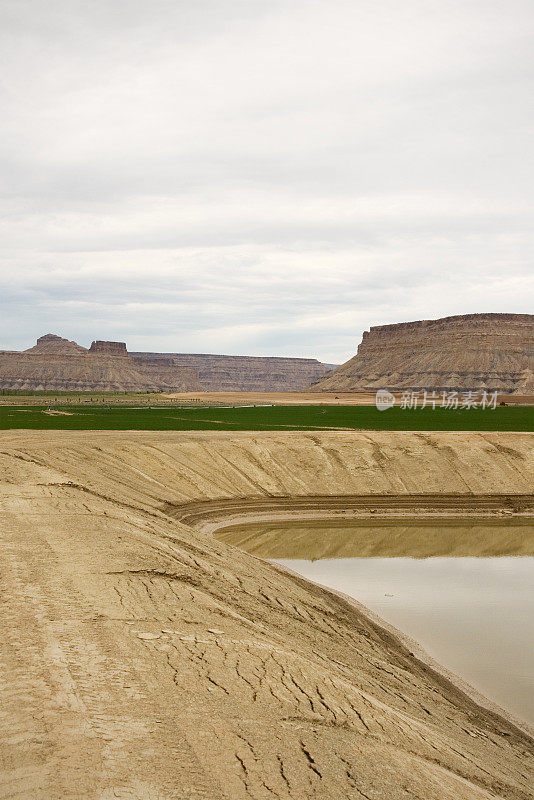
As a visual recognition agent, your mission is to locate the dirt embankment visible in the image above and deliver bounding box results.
[1,430,533,800]
[168,494,534,537]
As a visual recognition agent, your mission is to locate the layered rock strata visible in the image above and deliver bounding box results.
[88,340,128,356]
[0,334,332,393]
[312,313,534,394]
[0,334,201,392]
[132,352,332,391]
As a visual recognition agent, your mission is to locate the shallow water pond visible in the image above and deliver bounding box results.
[216,520,534,727]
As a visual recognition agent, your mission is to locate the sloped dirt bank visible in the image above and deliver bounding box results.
[0,430,533,799]
[166,493,534,536]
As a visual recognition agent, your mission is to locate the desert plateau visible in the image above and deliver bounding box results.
[313,314,534,394]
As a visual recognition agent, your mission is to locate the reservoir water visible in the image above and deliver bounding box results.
[216,520,534,727]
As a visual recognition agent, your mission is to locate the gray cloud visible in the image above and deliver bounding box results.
[1,0,533,362]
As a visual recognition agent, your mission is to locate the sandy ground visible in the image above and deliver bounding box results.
[169,495,534,538]
[163,390,534,406]
[162,390,381,404]
[1,430,533,799]
[1,389,532,407]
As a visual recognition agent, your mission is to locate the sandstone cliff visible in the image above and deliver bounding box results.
[312,313,534,394]
[132,355,205,392]
[88,340,128,356]
[0,334,330,393]
[132,352,332,391]
[26,333,87,355]
[0,334,201,392]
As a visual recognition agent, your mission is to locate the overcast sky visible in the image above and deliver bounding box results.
[1,0,533,361]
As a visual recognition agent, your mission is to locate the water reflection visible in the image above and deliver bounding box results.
[216,519,534,559]
[215,520,534,727]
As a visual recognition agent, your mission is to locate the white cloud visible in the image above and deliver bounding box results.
[0,0,533,361]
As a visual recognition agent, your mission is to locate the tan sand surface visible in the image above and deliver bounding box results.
[1,389,532,406]
[169,495,534,538]
[1,430,533,799]
[163,390,534,406]
[162,390,380,404]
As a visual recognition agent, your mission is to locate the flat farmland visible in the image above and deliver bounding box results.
[0,403,532,431]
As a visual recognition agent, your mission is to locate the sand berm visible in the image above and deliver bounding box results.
[1,429,533,800]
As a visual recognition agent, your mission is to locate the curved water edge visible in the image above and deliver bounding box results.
[273,557,534,739]
[170,499,534,736]
[275,553,534,734]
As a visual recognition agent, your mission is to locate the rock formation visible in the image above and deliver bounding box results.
[0,334,201,392]
[26,333,87,355]
[312,313,534,394]
[88,340,128,356]
[0,334,333,393]
[133,355,206,391]
[131,352,332,391]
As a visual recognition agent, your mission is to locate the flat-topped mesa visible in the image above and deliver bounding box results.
[133,356,179,368]
[0,335,200,392]
[1,334,331,392]
[311,312,534,394]
[130,356,202,391]
[89,340,128,356]
[131,352,332,391]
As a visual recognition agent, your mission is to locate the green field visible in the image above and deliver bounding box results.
[0,404,532,431]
